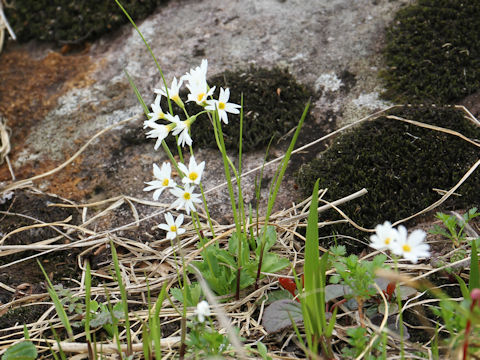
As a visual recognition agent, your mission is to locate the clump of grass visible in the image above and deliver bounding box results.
[295,105,480,249]
[381,0,480,104]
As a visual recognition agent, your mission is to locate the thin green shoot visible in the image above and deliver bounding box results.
[23,325,30,340]
[37,260,74,340]
[255,135,275,235]
[84,259,92,343]
[152,283,168,360]
[124,69,149,115]
[296,178,335,358]
[50,326,67,360]
[255,101,310,289]
[114,0,173,115]
[103,288,122,356]
[470,239,480,291]
[110,241,133,356]
[44,335,60,360]
[199,183,216,238]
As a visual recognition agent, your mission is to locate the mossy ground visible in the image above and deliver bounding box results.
[4,0,169,44]
[161,67,313,151]
[295,106,480,252]
[381,0,480,104]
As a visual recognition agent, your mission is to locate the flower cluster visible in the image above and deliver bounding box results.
[370,221,430,263]
[144,156,204,215]
[143,60,241,240]
[143,59,240,149]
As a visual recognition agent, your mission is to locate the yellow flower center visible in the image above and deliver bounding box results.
[189,172,198,181]
[402,244,412,253]
[170,225,177,232]
[162,178,169,186]
[183,192,191,200]
[218,102,226,110]
[172,94,180,103]
[384,237,391,245]
[159,112,165,119]
[197,93,206,102]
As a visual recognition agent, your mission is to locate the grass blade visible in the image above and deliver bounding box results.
[37,260,73,339]
[470,239,480,291]
[110,241,133,355]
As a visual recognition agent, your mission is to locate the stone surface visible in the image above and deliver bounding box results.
[0,0,410,223]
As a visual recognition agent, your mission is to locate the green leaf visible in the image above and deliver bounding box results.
[2,342,37,360]
[260,253,290,274]
[170,284,202,307]
[255,226,277,255]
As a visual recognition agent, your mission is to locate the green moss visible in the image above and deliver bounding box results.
[295,106,480,251]
[5,0,169,44]
[381,0,480,104]
[163,66,313,151]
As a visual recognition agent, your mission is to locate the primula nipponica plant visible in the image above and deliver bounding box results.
[137,56,306,302]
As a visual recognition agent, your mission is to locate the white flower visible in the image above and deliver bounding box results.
[154,77,184,107]
[182,59,216,106]
[169,114,192,147]
[187,82,216,106]
[170,184,202,215]
[390,226,430,264]
[147,94,166,121]
[182,59,208,88]
[158,212,185,240]
[144,122,172,150]
[143,162,177,200]
[205,87,241,124]
[194,300,211,323]
[369,221,399,251]
[178,156,205,185]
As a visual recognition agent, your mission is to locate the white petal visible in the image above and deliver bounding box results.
[164,212,174,226]
[158,224,170,231]
[152,189,163,201]
[166,231,176,240]
[176,214,184,227]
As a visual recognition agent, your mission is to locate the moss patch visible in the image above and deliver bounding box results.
[381,0,480,104]
[4,0,169,44]
[162,67,313,151]
[295,106,480,251]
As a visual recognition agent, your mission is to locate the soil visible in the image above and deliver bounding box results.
[0,190,81,329]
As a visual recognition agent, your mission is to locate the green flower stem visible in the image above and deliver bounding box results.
[211,111,243,300]
[174,233,189,360]
[199,183,216,238]
[192,211,216,278]
[175,136,184,164]
[161,140,183,176]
